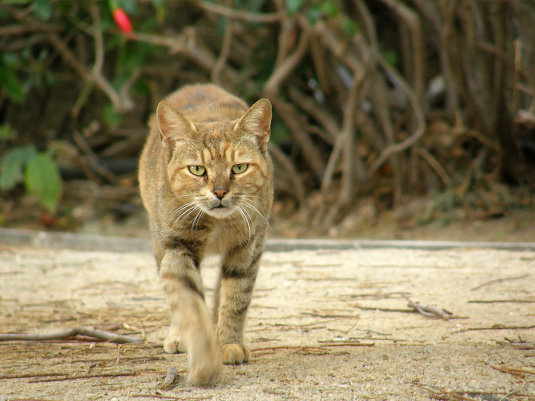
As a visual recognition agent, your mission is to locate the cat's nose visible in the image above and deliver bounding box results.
[213,187,228,200]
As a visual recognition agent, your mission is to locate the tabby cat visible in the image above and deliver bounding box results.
[138,84,273,385]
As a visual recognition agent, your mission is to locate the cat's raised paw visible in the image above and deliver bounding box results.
[221,343,250,365]
[188,359,221,386]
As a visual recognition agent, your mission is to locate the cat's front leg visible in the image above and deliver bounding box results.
[216,242,263,365]
[160,249,222,385]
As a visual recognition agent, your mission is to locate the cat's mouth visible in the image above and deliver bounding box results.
[205,201,236,218]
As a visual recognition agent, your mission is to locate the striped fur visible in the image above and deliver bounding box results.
[138,84,273,385]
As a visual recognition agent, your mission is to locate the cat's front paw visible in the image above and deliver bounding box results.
[163,328,186,354]
[188,355,222,386]
[188,339,222,386]
[221,343,250,365]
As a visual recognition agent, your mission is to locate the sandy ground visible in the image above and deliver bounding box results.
[0,233,534,401]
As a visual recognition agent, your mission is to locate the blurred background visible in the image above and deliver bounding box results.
[0,0,534,240]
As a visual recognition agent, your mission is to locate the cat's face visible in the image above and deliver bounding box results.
[157,99,271,220]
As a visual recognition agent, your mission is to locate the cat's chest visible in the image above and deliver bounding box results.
[204,222,241,255]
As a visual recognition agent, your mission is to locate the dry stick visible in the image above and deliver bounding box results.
[28,372,138,383]
[379,0,425,100]
[309,18,367,200]
[354,0,405,204]
[252,342,375,353]
[455,325,535,333]
[365,58,426,181]
[469,299,535,304]
[471,273,529,291]
[417,385,498,401]
[47,33,131,111]
[409,0,457,116]
[194,0,285,23]
[268,143,307,208]
[73,131,118,184]
[417,147,451,185]
[1,399,58,401]
[211,7,233,85]
[264,26,325,183]
[309,35,333,97]
[338,74,365,207]
[133,395,212,401]
[404,297,453,320]
[130,29,238,86]
[491,364,535,378]
[1,373,70,380]
[288,86,338,143]
[0,327,143,344]
[272,0,293,69]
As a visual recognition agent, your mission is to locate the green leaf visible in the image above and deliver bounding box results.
[382,49,399,68]
[270,120,288,146]
[341,16,359,36]
[34,0,53,20]
[307,5,322,24]
[24,152,62,213]
[320,1,339,18]
[0,62,26,102]
[0,124,15,141]
[102,103,123,128]
[2,0,33,4]
[286,0,304,15]
[0,146,36,191]
[118,0,139,15]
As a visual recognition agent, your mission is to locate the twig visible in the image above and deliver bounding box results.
[454,324,535,333]
[211,5,233,85]
[264,25,326,183]
[252,342,375,353]
[1,373,70,380]
[405,297,453,320]
[416,383,509,401]
[468,299,535,304]
[499,338,535,350]
[268,143,307,208]
[471,274,529,291]
[353,304,415,314]
[0,326,144,344]
[133,395,211,401]
[194,0,285,23]
[418,147,451,185]
[364,57,426,181]
[491,364,535,378]
[28,372,138,383]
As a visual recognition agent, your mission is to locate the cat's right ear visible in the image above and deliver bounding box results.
[156,100,196,151]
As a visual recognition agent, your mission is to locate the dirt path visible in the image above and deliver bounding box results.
[1,232,534,400]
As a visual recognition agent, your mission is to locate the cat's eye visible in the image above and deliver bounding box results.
[231,164,248,175]
[188,165,206,176]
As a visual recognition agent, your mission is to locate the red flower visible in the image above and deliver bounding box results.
[112,7,133,35]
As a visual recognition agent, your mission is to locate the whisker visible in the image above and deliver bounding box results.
[191,208,204,232]
[173,204,198,226]
[168,201,196,226]
[237,206,253,242]
[241,200,270,227]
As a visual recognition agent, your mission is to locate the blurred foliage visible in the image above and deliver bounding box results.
[0,0,534,229]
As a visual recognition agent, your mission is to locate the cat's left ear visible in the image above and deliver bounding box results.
[234,99,272,152]
[156,100,196,153]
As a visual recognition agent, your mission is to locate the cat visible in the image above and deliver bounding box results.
[138,84,273,385]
